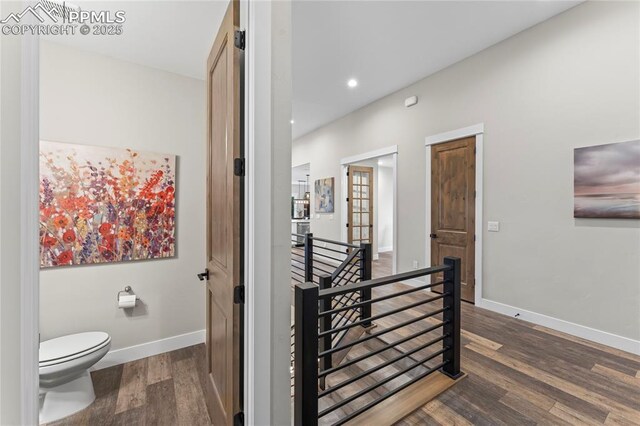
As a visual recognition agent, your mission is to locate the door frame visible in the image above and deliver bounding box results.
[425,124,483,305]
[18,1,289,424]
[340,145,398,275]
[16,6,41,423]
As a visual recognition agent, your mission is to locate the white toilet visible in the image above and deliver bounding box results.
[39,332,111,424]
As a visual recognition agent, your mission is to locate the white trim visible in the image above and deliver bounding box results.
[425,124,484,305]
[244,1,259,423]
[245,1,293,423]
[93,330,206,371]
[476,299,640,356]
[391,153,398,275]
[340,146,398,274]
[340,145,398,165]
[20,21,40,426]
[425,123,484,146]
[475,134,484,303]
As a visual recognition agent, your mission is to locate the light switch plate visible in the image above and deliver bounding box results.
[329,215,334,220]
[488,221,500,232]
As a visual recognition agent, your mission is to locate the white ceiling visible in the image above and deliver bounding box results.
[292,1,579,138]
[43,1,580,139]
[42,1,228,80]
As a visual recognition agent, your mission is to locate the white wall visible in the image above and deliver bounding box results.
[378,166,393,252]
[0,3,24,422]
[245,1,292,424]
[39,41,206,350]
[292,2,640,342]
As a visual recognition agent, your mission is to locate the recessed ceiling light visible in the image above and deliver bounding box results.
[347,79,358,88]
[290,119,295,124]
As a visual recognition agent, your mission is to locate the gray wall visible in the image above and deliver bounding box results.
[293,2,640,340]
[40,41,206,350]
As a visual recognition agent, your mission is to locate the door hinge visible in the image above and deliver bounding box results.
[234,158,245,177]
[234,30,246,50]
[346,223,349,228]
[234,411,244,426]
[346,197,349,202]
[474,234,476,242]
[346,171,349,177]
[234,285,245,304]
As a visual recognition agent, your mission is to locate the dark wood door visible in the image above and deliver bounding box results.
[431,137,475,303]
[347,165,374,246]
[205,1,243,424]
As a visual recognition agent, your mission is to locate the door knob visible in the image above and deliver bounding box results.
[430,233,438,239]
[197,269,210,281]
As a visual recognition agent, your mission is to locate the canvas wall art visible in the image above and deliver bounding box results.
[315,177,335,213]
[39,141,177,267]
[574,139,640,219]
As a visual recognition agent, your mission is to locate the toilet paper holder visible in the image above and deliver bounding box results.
[117,286,140,302]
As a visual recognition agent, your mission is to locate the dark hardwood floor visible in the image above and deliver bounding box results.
[370,253,640,426]
[303,251,640,425]
[52,252,639,425]
[45,345,212,426]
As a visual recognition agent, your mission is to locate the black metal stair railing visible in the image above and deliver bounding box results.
[291,233,372,393]
[294,257,463,426]
[291,233,372,343]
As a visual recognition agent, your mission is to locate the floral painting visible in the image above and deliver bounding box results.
[40,141,176,267]
[315,177,335,213]
[574,140,640,219]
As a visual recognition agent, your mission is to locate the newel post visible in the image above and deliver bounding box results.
[359,242,372,326]
[304,233,314,282]
[294,282,319,426]
[442,256,462,379]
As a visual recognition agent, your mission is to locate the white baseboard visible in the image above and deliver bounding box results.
[477,298,640,356]
[378,246,393,253]
[392,279,639,355]
[93,329,206,370]
[373,253,379,261]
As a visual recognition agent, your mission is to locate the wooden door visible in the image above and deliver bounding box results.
[205,1,243,424]
[430,137,475,303]
[347,165,374,246]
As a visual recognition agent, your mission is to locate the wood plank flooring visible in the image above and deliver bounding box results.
[51,252,639,425]
[45,345,212,426]
[368,254,640,426]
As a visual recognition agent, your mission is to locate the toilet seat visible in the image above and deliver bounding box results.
[40,332,111,367]
[39,332,112,423]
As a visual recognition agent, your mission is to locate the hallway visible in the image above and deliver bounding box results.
[51,252,640,425]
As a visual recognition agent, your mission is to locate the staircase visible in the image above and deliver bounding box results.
[293,257,465,425]
[290,233,372,395]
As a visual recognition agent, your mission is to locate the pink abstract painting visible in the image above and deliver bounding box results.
[39,141,176,267]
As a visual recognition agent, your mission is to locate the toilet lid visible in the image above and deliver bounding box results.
[40,332,110,363]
